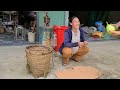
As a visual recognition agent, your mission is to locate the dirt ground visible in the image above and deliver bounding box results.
[0,40,120,79]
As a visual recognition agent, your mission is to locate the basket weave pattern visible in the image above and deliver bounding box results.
[25,45,52,78]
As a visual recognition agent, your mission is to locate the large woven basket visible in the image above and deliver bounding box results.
[25,45,53,78]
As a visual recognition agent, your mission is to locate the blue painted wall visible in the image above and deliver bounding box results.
[38,11,66,26]
[37,11,69,44]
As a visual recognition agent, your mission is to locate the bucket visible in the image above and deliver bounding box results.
[53,25,69,51]
[28,32,35,42]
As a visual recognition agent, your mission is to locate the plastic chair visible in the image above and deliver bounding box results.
[14,25,25,40]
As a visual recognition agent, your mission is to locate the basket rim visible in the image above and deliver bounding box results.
[26,44,53,55]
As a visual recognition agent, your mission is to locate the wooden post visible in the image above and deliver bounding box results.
[9,12,11,21]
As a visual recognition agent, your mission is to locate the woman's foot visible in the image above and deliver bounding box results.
[62,63,68,66]
[70,57,80,62]
[73,59,81,62]
[62,57,69,66]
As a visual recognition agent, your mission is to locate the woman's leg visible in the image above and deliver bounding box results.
[72,46,89,62]
[62,47,73,65]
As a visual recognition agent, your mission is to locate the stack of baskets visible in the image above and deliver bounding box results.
[25,45,53,78]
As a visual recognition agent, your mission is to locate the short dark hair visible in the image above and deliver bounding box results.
[69,16,79,23]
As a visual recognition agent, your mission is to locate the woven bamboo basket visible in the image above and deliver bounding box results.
[25,45,53,78]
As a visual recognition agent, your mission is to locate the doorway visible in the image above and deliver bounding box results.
[69,11,89,26]
[69,11,110,26]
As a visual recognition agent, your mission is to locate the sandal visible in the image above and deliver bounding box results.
[70,57,81,62]
[71,58,81,62]
[62,61,68,66]
[62,63,68,66]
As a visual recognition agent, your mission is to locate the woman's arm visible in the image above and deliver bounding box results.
[64,31,78,47]
[112,21,120,28]
[109,30,120,35]
[80,29,86,42]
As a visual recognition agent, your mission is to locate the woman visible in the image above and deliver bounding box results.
[59,16,89,66]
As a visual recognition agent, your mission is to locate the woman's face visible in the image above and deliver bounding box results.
[70,17,80,29]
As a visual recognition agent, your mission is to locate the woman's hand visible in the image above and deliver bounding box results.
[78,42,84,47]
[84,41,88,46]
